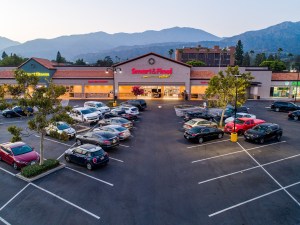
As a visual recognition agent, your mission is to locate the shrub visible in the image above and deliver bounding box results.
[49,131,69,141]
[21,159,60,178]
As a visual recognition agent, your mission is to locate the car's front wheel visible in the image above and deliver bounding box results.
[86,163,93,170]
[218,133,223,139]
[13,162,19,170]
[275,108,280,112]
[198,137,204,144]
[276,134,282,142]
[76,139,82,145]
[65,155,70,162]
[294,116,299,121]
[6,114,12,118]
[259,138,265,144]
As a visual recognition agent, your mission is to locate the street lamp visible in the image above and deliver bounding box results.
[105,67,122,74]
[231,74,241,143]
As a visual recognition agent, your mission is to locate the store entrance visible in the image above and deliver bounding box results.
[118,85,185,99]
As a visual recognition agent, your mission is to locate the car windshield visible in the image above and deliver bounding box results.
[98,132,116,139]
[252,125,268,132]
[88,108,97,112]
[115,127,126,132]
[118,118,129,123]
[235,119,245,124]
[96,103,104,107]
[187,120,197,125]
[91,149,105,157]
[57,123,70,130]
[81,109,93,114]
[131,108,138,111]
[11,145,33,156]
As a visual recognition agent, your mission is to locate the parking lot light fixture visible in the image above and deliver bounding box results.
[295,68,299,104]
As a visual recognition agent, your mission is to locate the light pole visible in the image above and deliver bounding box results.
[294,68,299,104]
[231,74,241,142]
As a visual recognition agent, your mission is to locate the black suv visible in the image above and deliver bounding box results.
[64,144,109,170]
[270,101,300,112]
[184,111,216,122]
[121,99,147,111]
[244,123,282,144]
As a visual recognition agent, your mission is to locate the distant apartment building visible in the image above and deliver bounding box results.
[175,45,236,66]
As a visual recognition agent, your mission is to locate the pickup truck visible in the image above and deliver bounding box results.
[224,118,265,135]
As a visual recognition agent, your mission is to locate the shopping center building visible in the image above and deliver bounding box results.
[0,52,299,100]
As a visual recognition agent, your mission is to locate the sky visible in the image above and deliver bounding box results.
[1,0,300,43]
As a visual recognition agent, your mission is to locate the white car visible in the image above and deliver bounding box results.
[84,101,110,114]
[118,105,139,115]
[94,125,131,140]
[84,107,103,119]
[45,122,76,138]
[69,107,99,123]
[224,113,256,124]
[183,118,218,130]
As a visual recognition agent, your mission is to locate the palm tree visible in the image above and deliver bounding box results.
[287,53,294,70]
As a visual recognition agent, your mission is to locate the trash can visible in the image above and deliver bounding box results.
[257,96,260,100]
[231,132,238,142]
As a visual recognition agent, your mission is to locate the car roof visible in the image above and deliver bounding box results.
[192,118,208,122]
[259,123,279,127]
[237,117,253,121]
[84,101,104,104]
[77,144,102,152]
[103,124,122,129]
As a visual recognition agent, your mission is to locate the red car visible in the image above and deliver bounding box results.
[0,142,40,170]
[224,118,265,135]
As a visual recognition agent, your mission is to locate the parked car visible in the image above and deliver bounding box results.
[45,122,76,138]
[224,118,265,135]
[99,117,133,130]
[288,110,300,121]
[84,101,110,114]
[75,131,119,149]
[118,105,139,115]
[183,118,218,130]
[183,111,216,122]
[110,108,138,121]
[244,123,283,144]
[270,101,300,112]
[225,113,256,124]
[2,106,34,118]
[0,142,40,170]
[121,99,147,111]
[69,107,99,123]
[84,107,103,119]
[94,125,131,140]
[64,144,109,170]
[184,126,224,144]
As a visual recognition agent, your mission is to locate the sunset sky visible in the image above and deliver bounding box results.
[1,0,300,43]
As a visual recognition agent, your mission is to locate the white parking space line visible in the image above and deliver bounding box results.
[110,157,124,163]
[187,139,231,149]
[198,153,300,185]
[34,135,72,147]
[0,216,11,225]
[30,183,100,220]
[0,184,30,211]
[237,142,300,207]
[0,167,16,177]
[65,167,114,187]
[209,180,300,217]
[192,141,287,163]
[119,144,130,148]
[0,121,23,125]
[57,143,77,160]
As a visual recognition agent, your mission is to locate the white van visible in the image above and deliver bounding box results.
[84,101,110,114]
[69,107,99,123]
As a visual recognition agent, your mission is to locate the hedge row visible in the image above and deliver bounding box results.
[21,159,60,178]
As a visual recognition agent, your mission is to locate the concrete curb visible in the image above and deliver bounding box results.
[76,127,91,133]
[16,163,66,182]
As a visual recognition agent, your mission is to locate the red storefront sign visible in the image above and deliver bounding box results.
[88,80,108,83]
[200,81,209,84]
[132,68,173,75]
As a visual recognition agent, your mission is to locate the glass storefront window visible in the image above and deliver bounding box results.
[271,87,289,97]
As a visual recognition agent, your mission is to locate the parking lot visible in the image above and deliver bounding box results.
[0,100,300,225]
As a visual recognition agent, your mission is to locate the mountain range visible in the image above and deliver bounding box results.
[1,21,300,63]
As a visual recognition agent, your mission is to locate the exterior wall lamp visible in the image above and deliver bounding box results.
[105,67,122,74]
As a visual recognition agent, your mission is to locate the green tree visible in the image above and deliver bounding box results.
[249,50,255,66]
[6,69,73,165]
[235,40,244,66]
[0,54,27,66]
[242,52,250,66]
[186,60,206,67]
[1,51,8,59]
[259,60,286,72]
[168,49,174,58]
[205,66,254,127]
[56,51,67,63]
[254,53,266,66]
[7,126,23,143]
[96,56,113,66]
[74,58,86,65]
[277,48,283,60]
[267,54,275,61]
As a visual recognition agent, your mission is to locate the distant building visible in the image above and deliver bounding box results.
[175,45,236,66]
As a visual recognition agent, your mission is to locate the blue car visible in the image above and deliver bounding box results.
[64,144,109,170]
[2,106,34,118]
